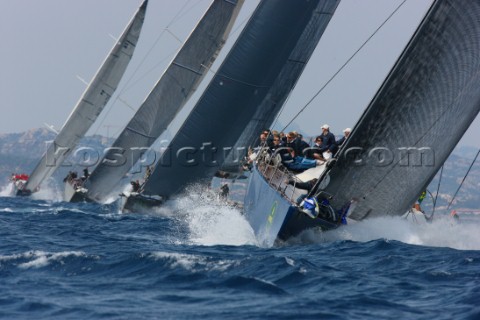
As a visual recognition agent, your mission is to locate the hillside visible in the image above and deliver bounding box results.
[0,128,114,185]
[0,128,479,211]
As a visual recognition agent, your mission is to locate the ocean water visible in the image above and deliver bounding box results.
[1,185,479,319]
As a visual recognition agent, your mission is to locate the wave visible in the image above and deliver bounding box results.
[289,214,480,251]
[165,184,258,247]
[148,251,238,272]
[0,178,62,201]
[0,250,88,269]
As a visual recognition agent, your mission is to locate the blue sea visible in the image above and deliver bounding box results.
[1,185,479,319]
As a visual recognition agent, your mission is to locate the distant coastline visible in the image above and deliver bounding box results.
[1,128,479,211]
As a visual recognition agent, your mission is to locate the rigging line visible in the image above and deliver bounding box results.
[89,41,169,139]
[337,0,480,202]
[446,148,480,211]
[280,0,408,131]
[269,82,296,133]
[166,0,195,28]
[111,0,249,98]
[117,0,201,97]
[129,9,250,94]
[428,164,444,221]
[89,0,200,139]
[424,189,435,221]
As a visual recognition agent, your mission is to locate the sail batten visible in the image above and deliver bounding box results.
[172,62,205,75]
[83,0,245,202]
[23,1,148,193]
[142,0,340,198]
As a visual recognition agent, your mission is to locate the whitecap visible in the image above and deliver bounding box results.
[0,250,87,269]
[149,251,237,272]
[165,185,258,246]
[319,214,480,251]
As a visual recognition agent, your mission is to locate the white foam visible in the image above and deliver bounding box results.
[0,250,86,269]
[149,251,237,272]
[315,215,480,251]
[30,178,62,202]
[167,185,258,247]
[0,183,14,197]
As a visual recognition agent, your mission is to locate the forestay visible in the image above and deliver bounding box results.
[85,0,244,202]
[317,0,480,220]
[24,0,148,192]
[142,0,329,198]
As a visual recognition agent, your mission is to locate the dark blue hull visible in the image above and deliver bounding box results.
[243,166,338,247]
[121,193,164,213]
[69,192,91,203]
[15,189,32,197]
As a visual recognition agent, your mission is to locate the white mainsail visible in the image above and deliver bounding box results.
[83,0,245,202]
[24,0,148,193]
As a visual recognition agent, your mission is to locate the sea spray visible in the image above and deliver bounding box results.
[0,183,14,197]
[30,177,62,202]
[168,184,257,246]
[313,214,480,251]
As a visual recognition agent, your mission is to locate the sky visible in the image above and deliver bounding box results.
[1,0,479,147]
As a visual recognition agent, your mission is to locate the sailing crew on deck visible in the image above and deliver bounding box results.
[286,132,309,157]
[245,132,269,168]
[279,131,287,144]
[130,180,141,193]
[81,168,89,181]
[270,134,289,156]
[336,127,351,147]
[305,136,325,161]
[255,132,268,152]
[413,190,426,213]
[279,132,323,171]
[319,124,338,157]
[145,165,153,180]
[219,183,230,200]
[262,129,275,149]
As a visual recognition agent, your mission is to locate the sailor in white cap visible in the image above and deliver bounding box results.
[319,124,337,156]
[337,128,351,147]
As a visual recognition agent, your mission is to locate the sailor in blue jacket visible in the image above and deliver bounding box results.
[319,124,338,155]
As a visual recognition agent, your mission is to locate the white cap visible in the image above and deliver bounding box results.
[343,127,352,133]
[321,124,329,130]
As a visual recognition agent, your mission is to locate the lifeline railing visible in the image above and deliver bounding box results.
[254,148,302,204]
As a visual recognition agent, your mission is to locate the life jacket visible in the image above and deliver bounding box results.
[300,197,319,219]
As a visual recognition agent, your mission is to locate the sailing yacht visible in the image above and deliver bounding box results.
[120,0,341,212]
[69,0,245,204]
[243,0,480,246]
[14,0,148,197]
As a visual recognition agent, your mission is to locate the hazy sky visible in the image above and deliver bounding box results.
[1,0,479,147]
